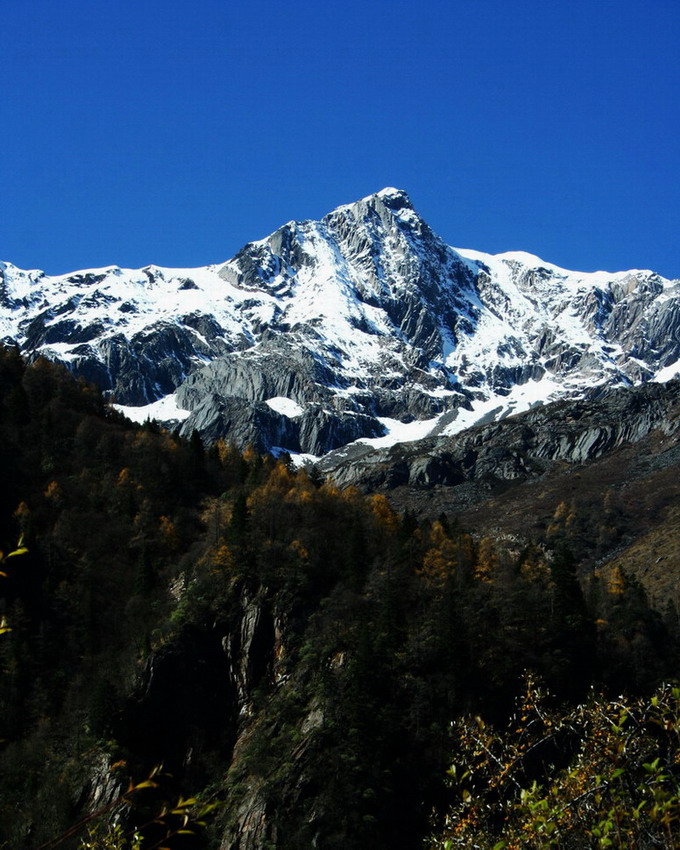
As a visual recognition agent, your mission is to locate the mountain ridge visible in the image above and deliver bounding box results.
[2,188,679,456]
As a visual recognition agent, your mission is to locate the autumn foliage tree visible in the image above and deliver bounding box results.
[431,678,680,849]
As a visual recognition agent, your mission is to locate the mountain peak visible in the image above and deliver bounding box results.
[374,186,409,199]
[363,186,412,209]
[2,189,679,459]
[327,187,414,220]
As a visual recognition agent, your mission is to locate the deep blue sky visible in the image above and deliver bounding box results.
[3,0,679,277]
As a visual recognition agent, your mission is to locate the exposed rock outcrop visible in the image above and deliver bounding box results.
[319,379,680,491]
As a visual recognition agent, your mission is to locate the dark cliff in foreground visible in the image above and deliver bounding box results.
[0,348,678,849]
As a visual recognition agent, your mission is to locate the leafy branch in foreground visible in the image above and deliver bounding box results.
[0,533,28,634]
[35,763,222,850]
[431,678,680,849]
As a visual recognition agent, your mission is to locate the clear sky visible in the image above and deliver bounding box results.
[3,0,679,278]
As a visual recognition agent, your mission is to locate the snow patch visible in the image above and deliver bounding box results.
[113,393,191,424]
[39,342,82,362]
[270,446,320,467]
[357,415,441,450]
[265,396,304,417]
[652,362,680,383]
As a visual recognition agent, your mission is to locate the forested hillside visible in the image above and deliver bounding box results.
[0,346,677,849]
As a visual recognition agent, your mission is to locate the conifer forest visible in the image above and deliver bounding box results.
[0,347,678,849]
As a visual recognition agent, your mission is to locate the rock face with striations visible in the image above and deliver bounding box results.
[318,379,680,491]
[1,189,679,455]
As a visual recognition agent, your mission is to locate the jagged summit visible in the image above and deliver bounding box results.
[336,186,413,208]
[1,190,679,457]
[324,186,421,235]
[371,186,408,199]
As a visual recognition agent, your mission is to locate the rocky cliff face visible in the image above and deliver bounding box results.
[115,586,284,849]
[319,379,680,492]
[2,189,679,455]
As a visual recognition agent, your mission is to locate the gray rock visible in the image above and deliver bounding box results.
[320,379,680,490]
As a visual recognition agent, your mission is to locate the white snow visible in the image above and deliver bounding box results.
[357,415,442,450]
[457,247,657,281]
[270,447,320,467]
[442,376,563,436]
[265,397,304,417]
[113,393,192,424]
[652,362,680,383]
[38,342,82,362]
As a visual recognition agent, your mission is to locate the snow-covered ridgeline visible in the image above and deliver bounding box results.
[2,188,679,456]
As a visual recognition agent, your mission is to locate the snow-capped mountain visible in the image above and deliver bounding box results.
[1,188,679,456]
